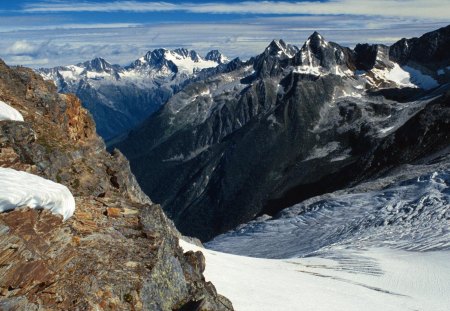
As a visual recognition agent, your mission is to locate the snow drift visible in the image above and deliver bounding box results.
[0,100,24,122]
[0,168,75,220]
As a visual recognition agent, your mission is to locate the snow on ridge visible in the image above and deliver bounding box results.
[0,168,75,220]
[163,50,218,74]
[304,142,340,161]
[293,63,354,78]
[0,100,24,122]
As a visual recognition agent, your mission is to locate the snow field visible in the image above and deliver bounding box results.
[180,240,450,311]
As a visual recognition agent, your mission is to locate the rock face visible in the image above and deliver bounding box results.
[114,26,450,241]
[37,49,226,141]
[0,59,233,310]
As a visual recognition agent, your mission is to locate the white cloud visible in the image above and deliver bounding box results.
[22,1,450,19]
[0,23,142,33]
[6,40,38,54]
[5,40,53,56]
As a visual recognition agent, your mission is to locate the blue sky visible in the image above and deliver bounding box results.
[0,0,449,68]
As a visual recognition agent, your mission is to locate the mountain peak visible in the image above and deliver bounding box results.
[205,50,228,64]
[263,39,298,58]
[304,31,328,50]
[295,31,354,76]
[267,39,286,52]
[81,57,114,72]
[173,48,190,58]
[310,31,322,39]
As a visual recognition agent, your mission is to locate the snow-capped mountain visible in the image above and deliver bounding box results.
[205,49,229,64]
[114,25,450,241]
[38,48,227,140]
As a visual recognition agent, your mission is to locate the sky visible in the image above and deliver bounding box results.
[0,0,449,68]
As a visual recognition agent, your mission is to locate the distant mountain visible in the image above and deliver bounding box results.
[114,25,450,241]
[38,48,227,140]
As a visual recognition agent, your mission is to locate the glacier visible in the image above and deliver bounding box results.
[195,164,450,310]
[207,169,450,258]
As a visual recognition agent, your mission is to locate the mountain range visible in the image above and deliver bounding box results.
[111,26,450,241]
[38,48,227,140]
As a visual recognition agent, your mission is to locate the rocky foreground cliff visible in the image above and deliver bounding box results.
[0,59,233,310]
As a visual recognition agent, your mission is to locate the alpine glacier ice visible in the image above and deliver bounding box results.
[196,168,450,310]
[207,170,450,258]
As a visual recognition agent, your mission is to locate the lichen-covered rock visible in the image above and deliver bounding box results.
[0,59,233,310]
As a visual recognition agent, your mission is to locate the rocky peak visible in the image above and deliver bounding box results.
[81,57,115,73]
[298,32,334,65]
[389,24,450,69]
[354,43,391,71]
[291,31,355,76]
[174,48,190,58]
[265,39,298,58]
[253,39,298,77]
[304,31,328,51]
[143,48,167,64]
[134,48,178,73]
[205,49,227,64]
[189,50,201,62]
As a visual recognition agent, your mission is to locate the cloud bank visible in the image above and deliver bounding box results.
[23,0,450,19]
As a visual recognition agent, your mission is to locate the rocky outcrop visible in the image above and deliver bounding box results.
[0,59,233,310]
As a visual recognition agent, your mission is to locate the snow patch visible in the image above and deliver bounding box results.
[267,114,280,127]
[164,50,218,74]
[403,66,439,90]
[370,64,439,90]
[293,64,353,78]
[304,142,340,161]
[293,64,321,76]
[372,63,416,88]
[0,168,75,220]
[0,101,24,122]
[379,125,395,134]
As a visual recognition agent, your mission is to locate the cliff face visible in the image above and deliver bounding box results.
[0,60,233,311]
